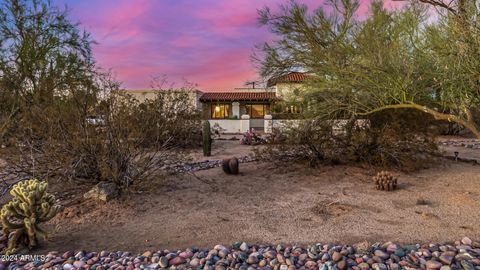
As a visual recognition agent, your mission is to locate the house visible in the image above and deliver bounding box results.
[199,72,306,133]
[121,72,307,134]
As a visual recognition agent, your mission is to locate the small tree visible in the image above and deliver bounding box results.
[256,0,480,138]
[0,0,203,188]
[0,0,99,142]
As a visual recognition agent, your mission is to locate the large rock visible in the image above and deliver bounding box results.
[84,181,119,202]
[332,251,342,262]
[461,237,472,246]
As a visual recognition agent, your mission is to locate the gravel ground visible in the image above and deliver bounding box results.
[4,237,480,270]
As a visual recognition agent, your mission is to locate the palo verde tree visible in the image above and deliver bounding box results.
[0,0,112,182]
[0,0,100,141]
[256,0,480,138]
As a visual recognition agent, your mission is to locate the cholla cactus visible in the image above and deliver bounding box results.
[373,171,398,191]
[0,179,61,254]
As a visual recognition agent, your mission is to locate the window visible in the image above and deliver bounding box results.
[285,104,301,114]
[211,104,230,119]
[245,104,270,118]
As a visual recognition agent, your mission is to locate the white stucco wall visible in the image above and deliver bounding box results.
[272,119,301,130]
[270,119,369,134]
[208,120,243,134]
[208,115,251,134]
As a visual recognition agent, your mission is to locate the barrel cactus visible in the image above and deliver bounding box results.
[203,121,212,156]
[0,179,61,254]
[373,171,397,191]
[222,157,239,175]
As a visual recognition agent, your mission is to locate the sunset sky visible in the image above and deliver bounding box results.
[53,0,402,91]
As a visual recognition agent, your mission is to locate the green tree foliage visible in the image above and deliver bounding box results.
[0,0,202,188]
[0,0,99,138]
[256,0,480,138]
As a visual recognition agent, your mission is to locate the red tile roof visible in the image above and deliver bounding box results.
[267,72,306,87]
[199,92,277,102]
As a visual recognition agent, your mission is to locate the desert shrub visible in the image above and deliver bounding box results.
[240,129,267,145]
[350,110,440,170]
[95,90,201,187]
[0,179,60,254]
[255,119,337,167]
[2,87,202,188]
[0,0,204,188]
[256,110,440,171]
[135,90,202,149]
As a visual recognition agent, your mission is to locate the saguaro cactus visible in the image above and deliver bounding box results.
[0,179,61,254]
[203,121,212,156]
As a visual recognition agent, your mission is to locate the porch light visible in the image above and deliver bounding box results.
[215,105,221,112]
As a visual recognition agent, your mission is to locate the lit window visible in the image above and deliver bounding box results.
[211,104,230,119]
[246,104,270,118]
[285,104,301,114]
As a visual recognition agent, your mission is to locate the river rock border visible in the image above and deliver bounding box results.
[164,156,257,174]
[5,237,480,270]
[439,139,480,149]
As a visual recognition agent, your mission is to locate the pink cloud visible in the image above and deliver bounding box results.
[56,0,408,92]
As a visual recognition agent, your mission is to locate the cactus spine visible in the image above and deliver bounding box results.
[203,121,212,156]
[0,179,61,254]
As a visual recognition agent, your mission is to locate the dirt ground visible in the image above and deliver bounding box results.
[186,137,260,161]
[40,158,480,253]
[2,137,480,253]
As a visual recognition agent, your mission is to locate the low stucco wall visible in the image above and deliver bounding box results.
[270,119,369,134]
[272,119,300,130]
[209,119,249,134]
[209,118,369,134]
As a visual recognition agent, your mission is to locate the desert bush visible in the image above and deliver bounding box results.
[95,90,201,187]
[255,119,337,167]
[134,89,202,149]
[350,110,439,170]
[3,86,202,188]
[0,179,60,254]
[256,110,440,171]
[240,129,267,145]
[0,0,204,188]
